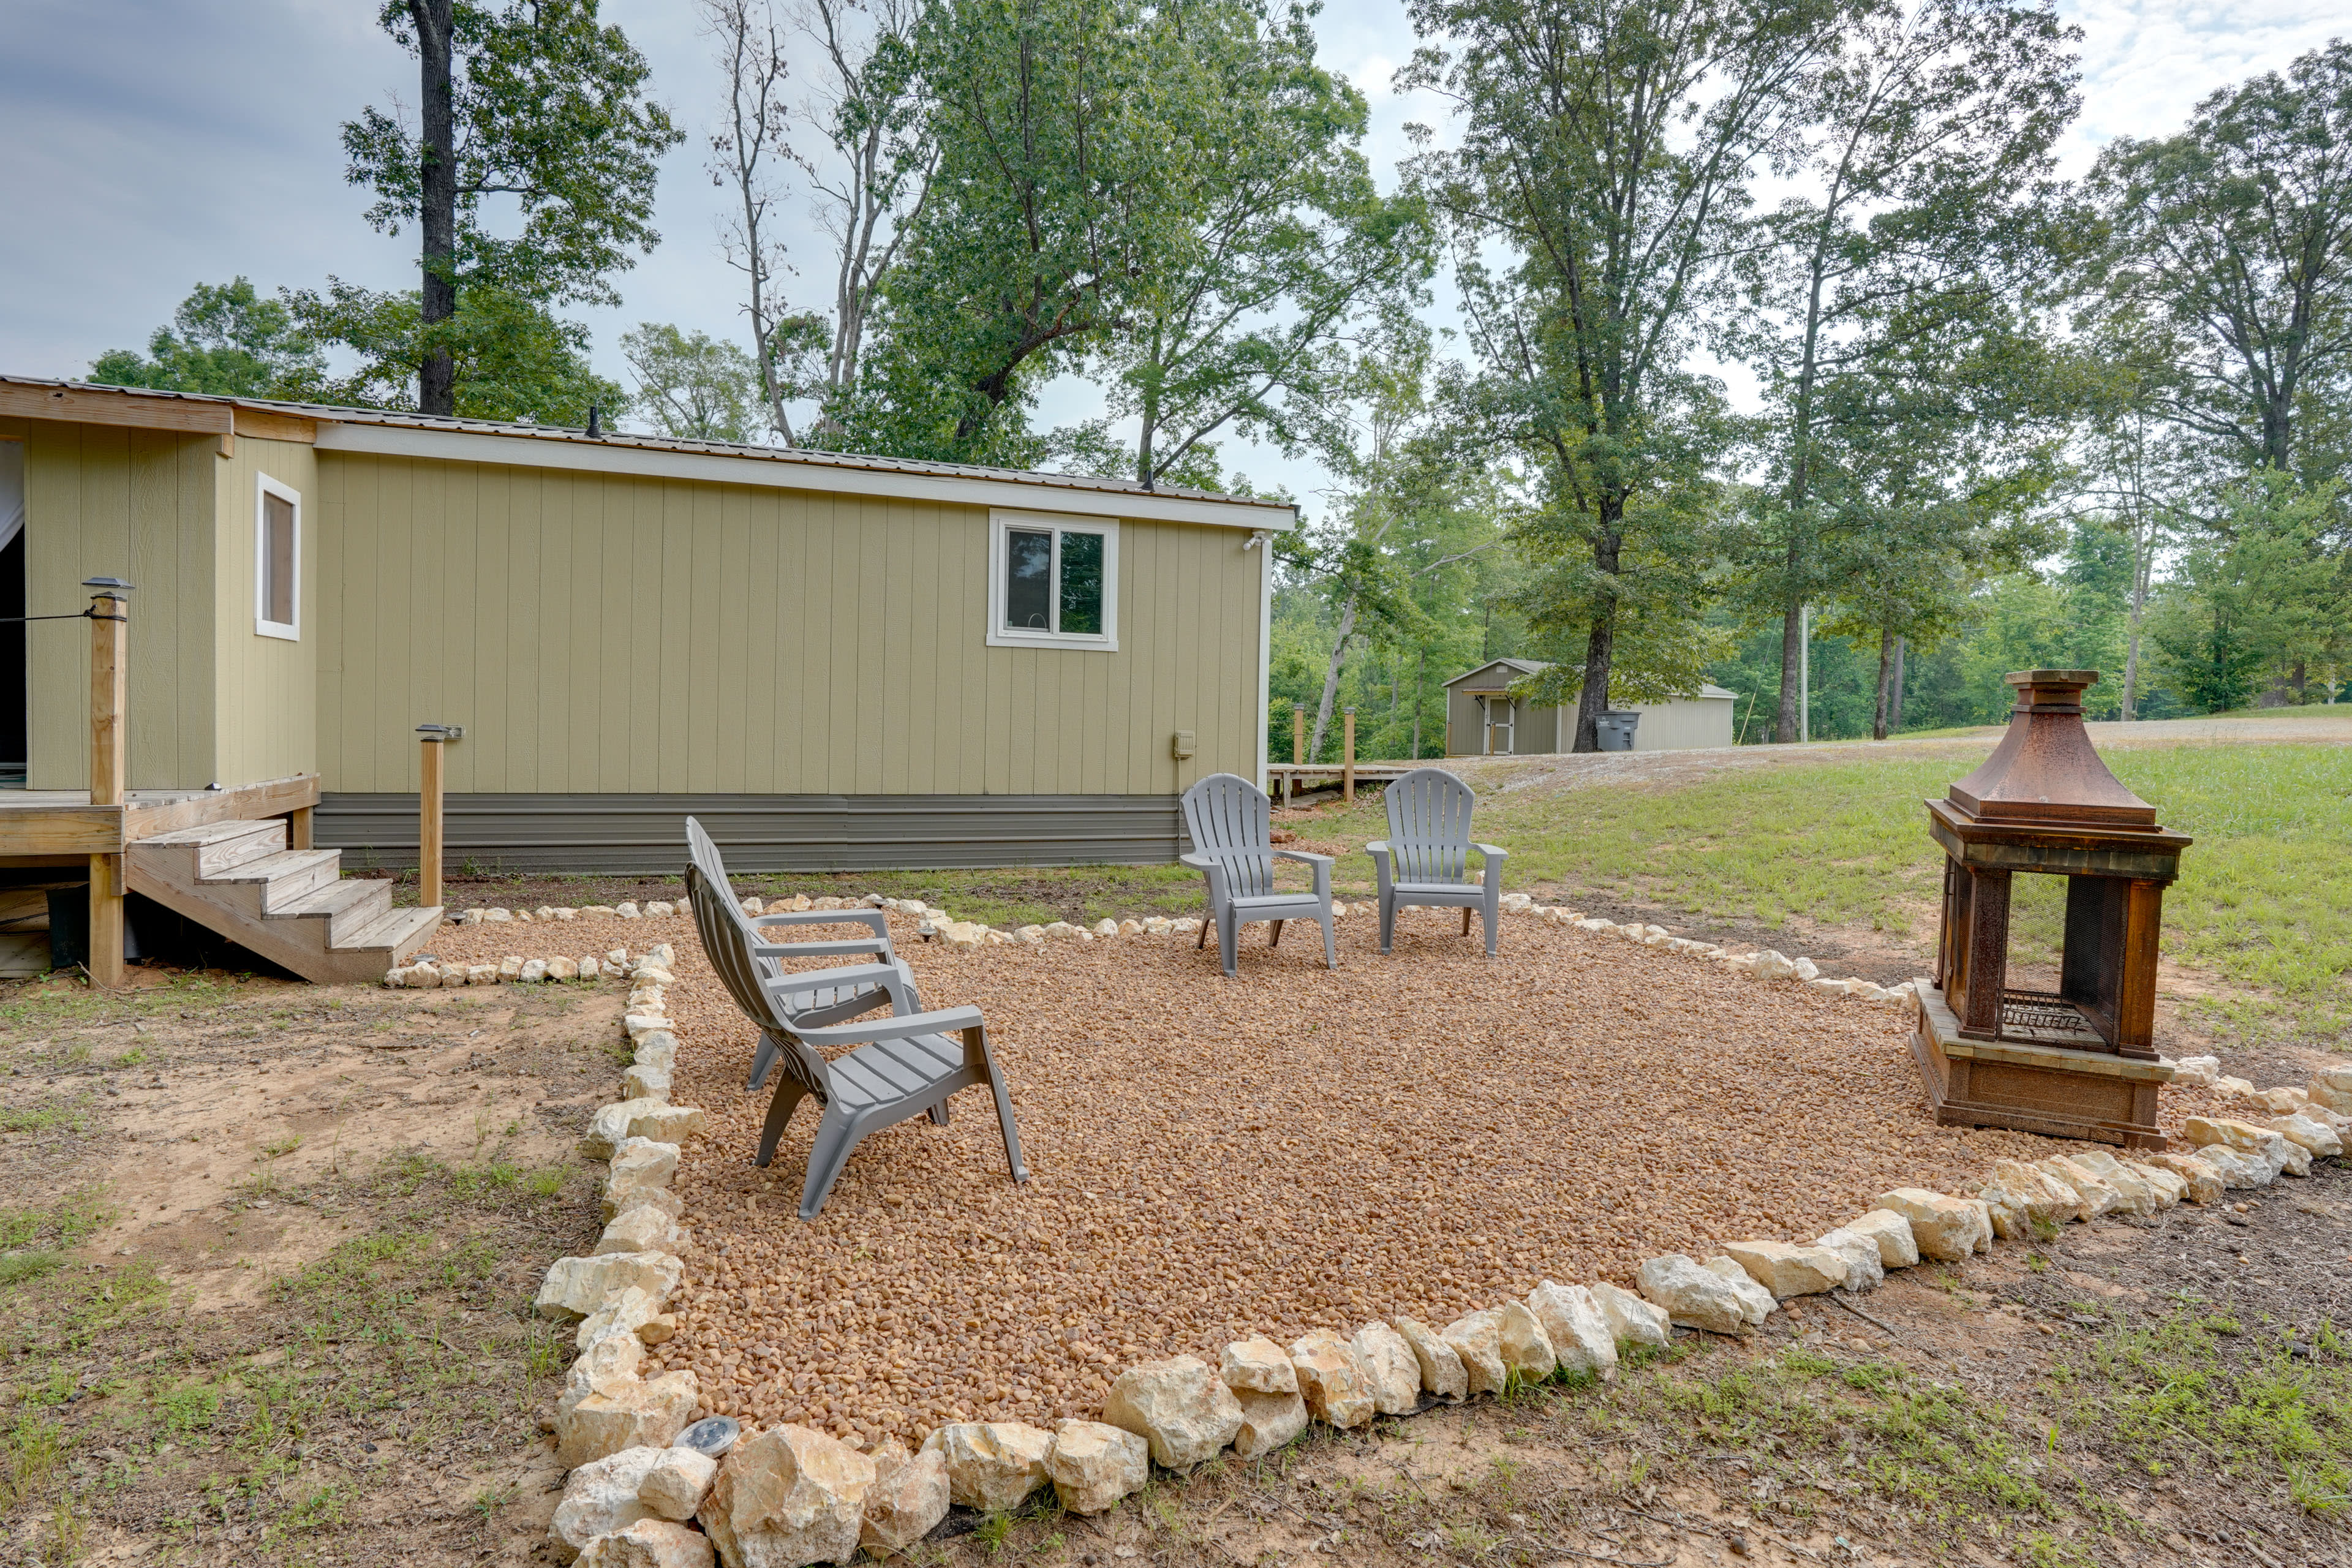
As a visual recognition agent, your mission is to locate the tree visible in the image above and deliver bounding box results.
[2090,41,2352,484]
[1088,4,1434,489]
[1730,0,2079,742]
[622,325,763,442]
[701,0,927,442]
[295,279,627,426]
[1280,325,1506,761]
[89,279,323,399]
[1402,0,1846,750]
[341,1,682,415]
[2145,469,2347,711]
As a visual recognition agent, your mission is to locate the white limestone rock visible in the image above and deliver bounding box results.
[2141,1151,2225,1204]
[1700,1257,1778,1325]
[859,1442,949,1557]
[1391,1314,1469,1403]
[595,1204,685,1259]
[576,1284,668,1351]
[620,1063,673,1102]
[2269,1112,2345,1158]
[1230,1386,1309,1459]
[1102,1356,1243,1471]
[603,1139,681,1219]
[1635,1255,1756,1336]
[1589,1281,1672,1348]
[919,1421,1054,1512]
[1438,1308,1509,1396]
[1842,1208,1920,1268]
[639,1446,718,1521]
[1044,1420,1148,1515]
[698,1423,875,1568]
[535,1251,684,1322]
[1721,1242,1846,1299]
[1352,1321,1424,1413]
[557,1372,699,1468]
[1218,1336,1297,1395]
[1873,1189,1991,1261]
[1526,1281,1618,1378]
[1289,1328,1376,1428]
[1812,1229,1885,1292]
[551,1446,663,1561]
[577,1520,714,1568]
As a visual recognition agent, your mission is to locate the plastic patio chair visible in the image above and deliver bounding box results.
[1178,772,1336,978]
[685,816,921,1090]
[685,841,1027,1219]
[1366,767,1507,957]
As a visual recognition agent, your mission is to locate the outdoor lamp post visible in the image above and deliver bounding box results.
[416,723,463,910]
[84,576,132,987]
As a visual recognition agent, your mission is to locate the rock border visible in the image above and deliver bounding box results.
[519,909,2352,1566]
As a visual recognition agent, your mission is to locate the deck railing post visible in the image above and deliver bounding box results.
[84,578,132,988]
[1343,706,1357,803]
[1292,704,1304,765]
[416,724,461,910]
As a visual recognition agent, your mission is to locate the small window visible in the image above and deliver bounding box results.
[255,475,300,640]
[988,511,1117,650]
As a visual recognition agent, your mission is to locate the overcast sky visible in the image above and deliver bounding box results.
[1,0,2342,514]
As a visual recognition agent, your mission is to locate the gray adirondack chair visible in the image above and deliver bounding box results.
[1366,767,1507,956]
[1179,772,1336,977]
[685,816,920,1091]
[686,850,1027,1219]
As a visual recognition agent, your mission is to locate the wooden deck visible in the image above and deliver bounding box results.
[1264,763,1423,805]
[0,775,320,859]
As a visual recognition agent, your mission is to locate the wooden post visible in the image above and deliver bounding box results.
[418,733,447,910]
[86,581,130,988]
[1343,707,1357,803]
[1292,704,1304,765]
[287,805,314,850]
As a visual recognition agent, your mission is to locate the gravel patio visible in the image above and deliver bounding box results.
[478,904,2113,1454]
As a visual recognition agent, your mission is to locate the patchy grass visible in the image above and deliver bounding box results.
[0,1150,587,1559]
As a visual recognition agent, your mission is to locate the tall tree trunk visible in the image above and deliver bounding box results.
[1890,637,1906,731]
[1412,645,1425,759]
[1570,515,1623,753]
[1774,589,1806,744]
[1308,594,1358,762]
[413,0,458,417]
[2121,515,2150,722]
[1871,626,1896,740]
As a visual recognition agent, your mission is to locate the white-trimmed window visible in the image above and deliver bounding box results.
[987,511,1117,650]
[254,474,300,640]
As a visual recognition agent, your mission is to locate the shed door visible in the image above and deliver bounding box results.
[1483,696,1513,755]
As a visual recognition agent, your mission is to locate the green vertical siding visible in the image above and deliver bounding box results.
[313,453,1264,796]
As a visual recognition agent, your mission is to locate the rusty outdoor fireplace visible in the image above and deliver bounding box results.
[1910,669,2193,1148]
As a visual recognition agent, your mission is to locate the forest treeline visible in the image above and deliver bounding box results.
[87,1,2352,753]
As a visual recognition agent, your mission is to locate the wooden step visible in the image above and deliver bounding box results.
[203,849,345,911]
[125,823,443,986]
[137,816,288,878]
[270,875,393,946]
[334,905,443,956]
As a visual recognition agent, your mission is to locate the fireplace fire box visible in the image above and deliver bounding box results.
[1911,669,2192,1148]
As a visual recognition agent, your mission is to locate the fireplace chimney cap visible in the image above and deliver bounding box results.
[1946,668,2158,827]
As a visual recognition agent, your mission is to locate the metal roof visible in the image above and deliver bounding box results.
[1445,657,1735,701]
[0,373,1297,519]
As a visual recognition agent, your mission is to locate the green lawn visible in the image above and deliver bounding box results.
[1292,742,2352,1052]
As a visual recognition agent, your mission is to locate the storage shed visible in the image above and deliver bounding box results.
[0,375,1291,896]
[1444,658,1737,754]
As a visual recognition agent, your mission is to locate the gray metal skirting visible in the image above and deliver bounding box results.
[315,793,1186,873]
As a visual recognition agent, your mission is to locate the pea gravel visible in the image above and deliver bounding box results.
[429,905,2227,1454]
